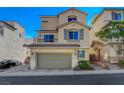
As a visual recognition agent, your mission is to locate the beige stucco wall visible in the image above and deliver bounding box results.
[90,10,124,45]
[101,45,116,61]
[40,10,86,31]
[40,17,58,30]
[90,10,124,62]
[58,23,89,48]
[37,22,89,49]
[89,11,111,58]
[25,38,34,57]
[30,9,90,69]
[90,11,111,45]
[59,10,86,25]
[30,48,89,70]
[30,48,78,69]
[14,22,27,62]
[0,22,26,62]
[39,9,89,49]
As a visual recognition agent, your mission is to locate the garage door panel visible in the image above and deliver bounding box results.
[37,53,71,69]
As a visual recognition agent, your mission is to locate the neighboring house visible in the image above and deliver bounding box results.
[90,8,124,63]
[25,38,34,57]
[0,21,26,62]
[26,8,90,70]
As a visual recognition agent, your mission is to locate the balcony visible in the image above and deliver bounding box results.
[35,38,58,44]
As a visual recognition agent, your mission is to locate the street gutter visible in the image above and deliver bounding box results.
[0,69,124,76]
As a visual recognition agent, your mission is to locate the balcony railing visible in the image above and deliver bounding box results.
[36,38,58,43]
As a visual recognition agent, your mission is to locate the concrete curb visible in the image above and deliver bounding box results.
[0,69,124,76]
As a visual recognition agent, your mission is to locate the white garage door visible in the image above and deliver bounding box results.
[37,53,71,69]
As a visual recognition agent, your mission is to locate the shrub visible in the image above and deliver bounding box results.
[78,60,92,70]
[117,60,124,67]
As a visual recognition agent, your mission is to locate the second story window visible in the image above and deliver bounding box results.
[112,12,122,20]
[69,31,78,40]
[68,15,77,22]
[19,33,22,38]
[44,34,54,42]
[64,29,84,41]
[42,20,48,23]
[0,26,4,36]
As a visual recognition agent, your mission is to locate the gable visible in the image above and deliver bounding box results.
[57,21,89,29]
[58,8,87,16]
[58,8,87,25]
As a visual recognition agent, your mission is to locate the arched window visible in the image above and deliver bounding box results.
[68,15,77,22]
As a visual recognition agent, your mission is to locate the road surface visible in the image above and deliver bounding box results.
[0,73,124,85]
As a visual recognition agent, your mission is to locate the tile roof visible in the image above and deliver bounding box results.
[0,21,16,30]
[24,44,80,48]
[57,21,89,29]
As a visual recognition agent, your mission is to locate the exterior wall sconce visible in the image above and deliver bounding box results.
[31,52,34,55]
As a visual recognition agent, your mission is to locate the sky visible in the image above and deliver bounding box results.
[0,7,103,38]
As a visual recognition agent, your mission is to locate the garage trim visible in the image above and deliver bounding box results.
[37,53,72,69]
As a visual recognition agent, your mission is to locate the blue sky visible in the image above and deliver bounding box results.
[0,7,103,38]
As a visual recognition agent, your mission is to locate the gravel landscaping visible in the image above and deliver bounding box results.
[1,64,30,73]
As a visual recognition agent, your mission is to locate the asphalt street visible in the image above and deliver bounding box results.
[0,73,124,85]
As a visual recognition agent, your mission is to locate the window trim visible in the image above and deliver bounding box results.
[77,50,85,58]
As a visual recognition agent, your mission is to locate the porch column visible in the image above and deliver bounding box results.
[71,51,78,69]
[30,52,37,70]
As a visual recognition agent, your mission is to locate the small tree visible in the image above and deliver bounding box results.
[95,21,124,62]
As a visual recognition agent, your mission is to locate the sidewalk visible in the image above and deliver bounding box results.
[0,69,124,76]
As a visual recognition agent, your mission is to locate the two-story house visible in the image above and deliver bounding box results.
[90,8,124,63]
[0,21,26,62]
[26,8,90,70]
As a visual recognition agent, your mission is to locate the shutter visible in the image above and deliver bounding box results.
[64,29,68,40]
[79,29,84,40]
[82,50,85,58]
[112,12,115,20]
